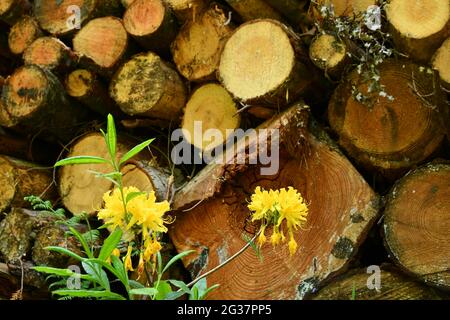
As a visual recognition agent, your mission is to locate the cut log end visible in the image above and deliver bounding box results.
[123,0,177,53]
[386,0,450,62]
[0,65,49,126]
[181,83,241,151]
[309,33,347,77]
[328,60,446,174]
[73,16,128,73]
[317,0,375,17]
[219,20,303,105]
[172,5,233,82]
[384,163,450,290]
[166,0,209,22]
[66,69,93,98]
[0,0,30,25]
[170,104,380,299]
[23,37,75,72]
[59,133,117,216]
[432,37,450,90]
[313,268,443,300]
[110,52,187,121]
[8,15,42,55]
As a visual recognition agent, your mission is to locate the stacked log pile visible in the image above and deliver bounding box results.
[0,0,448,300]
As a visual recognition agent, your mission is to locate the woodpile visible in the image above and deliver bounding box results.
[0,0,448,300]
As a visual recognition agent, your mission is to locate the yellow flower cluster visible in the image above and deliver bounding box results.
[248,187,308,256]
[98,186,171,272]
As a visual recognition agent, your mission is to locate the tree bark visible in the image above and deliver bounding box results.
[0,0,31,26]
[383,162,450,290]
[0,64,91,142]
[0,155,56,213]
[171,4,234,82]
[328,59,447,177]
[170,102,380,299]
[166,0,210,23]
[65,69,123,117]
[223,0,283,22]
[109,51,187,122]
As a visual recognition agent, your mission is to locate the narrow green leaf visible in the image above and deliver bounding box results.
[119,138,155,166]
[45,246,84,262]
[106,114,117,161]
[162,250,195,275]
[155,281,172,300]
[168,280,191,294]
[33,266,76,277]
[130,288,158,297]
[129,280,145,289]
[69,226,94,259]
[85,258,124,286]
[98,228,123,261]
[164,291,187,300]
[199,284,220,300]
[82,261,110,291]
[55,156,109,167]
[110,255,129,289]
[53,289,126,300]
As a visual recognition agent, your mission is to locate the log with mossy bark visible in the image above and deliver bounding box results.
[0,155,56,213]
[109,51,187,122]
[328,59,447,177]
[73,16,132,78]
[123,0,178,54]
[23,37,78,73]
[223,0,283,22]
[312,267,443,300]
[383,162,450,290]
[8,15,43,56]
[386,0,450,63]
[170,103,380,299]
[0,64,91,142]
[171,4,234,82]
[218,19,315,108]
[33,0,122,37]
[0,0,31,26]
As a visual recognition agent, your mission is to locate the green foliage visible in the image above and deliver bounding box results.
[33,114,218,301]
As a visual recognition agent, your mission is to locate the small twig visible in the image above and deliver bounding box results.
[186,231,260,288]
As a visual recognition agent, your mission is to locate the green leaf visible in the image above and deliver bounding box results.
[155,281,173,300]
[125,191,146,204]
[199,284,220,300]
[82,261,110,291]
[129,288,158,297]
[69,226,94,259]
[162,250,195,275]
[55,156,109,167]
[110,255,129,289]
[53,289,126,300]
[106,114,117,161]
[129,280,145,289]
[119,138,155,166]
[168,280,191,294]
[164,291,186,300]
[85,258,125,287]
[98,228,123,261]
[45,246,84,262]
[33,266,76,277]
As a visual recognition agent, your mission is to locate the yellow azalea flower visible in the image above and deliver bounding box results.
[248,187,279,222]
[124,245,134,272]
[143,238,162,263]
[248,187,309,256]
[137,253,145,276]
